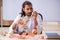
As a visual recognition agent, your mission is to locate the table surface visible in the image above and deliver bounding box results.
[0,34,46,40]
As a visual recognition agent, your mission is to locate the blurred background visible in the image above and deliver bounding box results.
[0,0,60,37]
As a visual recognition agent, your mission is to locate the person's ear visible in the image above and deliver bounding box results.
[23,8,25,12]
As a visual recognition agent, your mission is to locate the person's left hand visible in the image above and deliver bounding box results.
[32,11,37,19]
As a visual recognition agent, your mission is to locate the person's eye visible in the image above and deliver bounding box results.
[27,8,29,10]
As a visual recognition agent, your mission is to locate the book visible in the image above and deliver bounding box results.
[46,33,60,39]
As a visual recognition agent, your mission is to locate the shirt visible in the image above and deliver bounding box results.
[9,13,43,34]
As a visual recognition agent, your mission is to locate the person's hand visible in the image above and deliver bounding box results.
[18,19,24,25]
[23,16,29,24]
[22,16,29,29]
[32,29,37,34]
[32,11,37,19]
[18,19,26,29]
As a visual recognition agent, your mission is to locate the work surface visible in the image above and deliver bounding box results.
[0,35,60,40]
[0,34,46,40]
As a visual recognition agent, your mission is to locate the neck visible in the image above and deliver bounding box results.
[28,16,31,18]
[25,15,31,18]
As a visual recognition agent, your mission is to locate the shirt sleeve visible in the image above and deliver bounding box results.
[14,14,21,23]
[37,15,43,34]
[8,14,21,33]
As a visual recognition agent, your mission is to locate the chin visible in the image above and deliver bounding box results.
[27,14,31,16]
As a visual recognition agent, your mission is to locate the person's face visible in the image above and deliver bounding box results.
[23,5,33,16]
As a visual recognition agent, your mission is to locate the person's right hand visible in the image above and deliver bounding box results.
[23,16,29,24]
[18,19,24,25]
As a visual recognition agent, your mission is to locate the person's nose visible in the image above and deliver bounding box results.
[29,9,32,12]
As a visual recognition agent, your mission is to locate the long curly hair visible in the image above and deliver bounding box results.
[21,1,32,17]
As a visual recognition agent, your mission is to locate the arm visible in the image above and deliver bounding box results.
[32,11,38,28]
[33,18,38,28]
[9,14,21,33]
[37,15,43,34]
[32,11,43,34]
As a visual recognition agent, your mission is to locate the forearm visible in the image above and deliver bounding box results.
[33,18,38,28]
[9,24,16,34]
[9,22,17,34]
[11,23,16,30]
